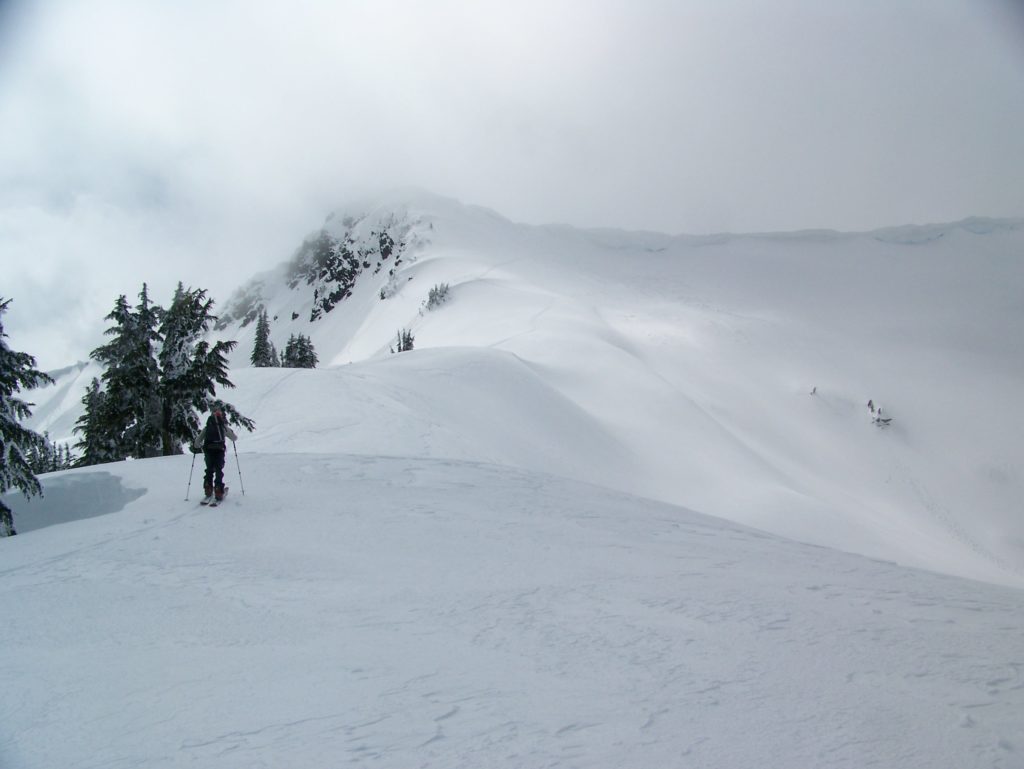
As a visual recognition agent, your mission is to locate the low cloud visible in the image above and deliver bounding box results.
[2,0,1023,368]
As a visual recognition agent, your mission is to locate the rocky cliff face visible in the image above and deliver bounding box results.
[217,205,429,329]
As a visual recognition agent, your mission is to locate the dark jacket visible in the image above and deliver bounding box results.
[199,414,238,452]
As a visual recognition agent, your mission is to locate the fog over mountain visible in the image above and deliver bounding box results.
[4,2,1024,372]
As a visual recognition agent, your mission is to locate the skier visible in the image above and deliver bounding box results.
[201,404,237,504]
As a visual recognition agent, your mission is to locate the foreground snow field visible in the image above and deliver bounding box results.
[4,452,1024,768]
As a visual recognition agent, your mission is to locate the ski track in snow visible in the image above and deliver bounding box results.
[3,453,1024,768]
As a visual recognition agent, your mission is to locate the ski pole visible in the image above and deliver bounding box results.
[185,452,197,501]
[232,441,245,496]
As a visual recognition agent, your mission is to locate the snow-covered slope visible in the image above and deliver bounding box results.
[7,192,1024,767]
[26,191,1024,586]
[3,453,1023,768]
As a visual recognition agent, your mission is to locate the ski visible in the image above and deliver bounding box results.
[199,496,213,506]
[209,488,229,507]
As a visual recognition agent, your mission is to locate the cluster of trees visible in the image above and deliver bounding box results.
[392,328,415,353]
[0,298,54,536]
[1,285,254,535]
[425,283,450,311]
[250,309,318,368]
[27,432,76,475]
[73,283,253,466]
[282,334,318,368]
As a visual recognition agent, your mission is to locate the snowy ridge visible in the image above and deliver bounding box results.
[7,191,1024,767]
[225,194,1024,586]
[21,191,1024,587]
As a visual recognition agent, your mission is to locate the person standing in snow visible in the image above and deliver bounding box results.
[201,404,237,502]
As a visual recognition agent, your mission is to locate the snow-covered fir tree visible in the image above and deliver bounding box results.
[73,377,121,466]
[80,284,255,463]
[425,283,450,311]
[0,298,54,536]
[282,334,318,368]
[159,283,205,455]
[156,283,252,454]
[26,432,76,475]
[188,336,255,434]
[392,328,415,353]
[90,286,164,459]
[250,308,276,367]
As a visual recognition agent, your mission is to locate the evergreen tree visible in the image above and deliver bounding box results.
[24,434,43,476]
[90,286,164,459]
[27,431,51,475]
[425,283,450,311]
[73,377,121,466]
[158,284,223,455]
[282,334,318,368]
[300,335,317,367]
[80,284,255,462]
[41,434,55,472]
[27,432,76,474]
[0,298,54,536]
[190,338,255,433]
[162,283,254,442]
[250,308,276,367]
[157,283,255,453]
[282,334,296,366]
[392,328,415,353]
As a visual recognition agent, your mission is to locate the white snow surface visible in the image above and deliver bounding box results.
[6,191,1024,767]
[5,453,1024,768]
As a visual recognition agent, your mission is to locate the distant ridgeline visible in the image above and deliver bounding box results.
[217,210,419,329]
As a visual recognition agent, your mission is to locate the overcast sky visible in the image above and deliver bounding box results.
[2,0,1023,369]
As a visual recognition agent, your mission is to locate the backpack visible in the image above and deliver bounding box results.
[203,414,226,450]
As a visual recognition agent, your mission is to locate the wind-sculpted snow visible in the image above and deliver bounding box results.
[2,453,1023,768]
[23,192,1024,587]
[227,348,637,490]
